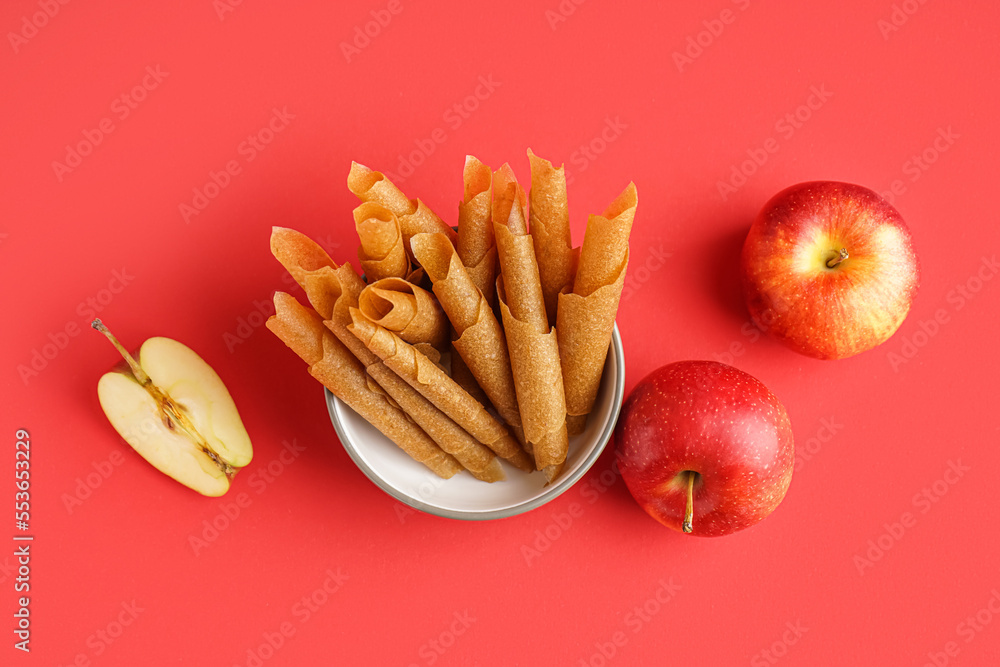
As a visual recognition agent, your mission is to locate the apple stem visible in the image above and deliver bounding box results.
[682,471,695,534]
[91,319,152,385]
[91,319,236,479]
[826,248,849,268]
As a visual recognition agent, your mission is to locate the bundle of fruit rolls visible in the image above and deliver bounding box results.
[267,151,637,486]
[556,183,637,434]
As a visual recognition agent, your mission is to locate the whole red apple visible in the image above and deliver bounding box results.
[615,361,794,537]
[741,181,919,360]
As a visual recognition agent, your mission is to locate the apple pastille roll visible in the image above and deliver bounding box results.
[452,157,498,406]
[492,164,569,482]
[354,202,410,282]
[527,149,576,326]
[270,227,504,482]
[347,162,457,258]
[267,291,462,479]
[410,232,527,446]
[456,156,498,306]
[557,183,637,435]
[358,277,450,351]
[348,308,532,472]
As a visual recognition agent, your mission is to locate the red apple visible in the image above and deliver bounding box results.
[615,361,794,537]
[741,181,919,360]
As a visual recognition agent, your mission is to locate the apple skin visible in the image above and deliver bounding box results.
[741,181,919,360]
[615,361,794,537]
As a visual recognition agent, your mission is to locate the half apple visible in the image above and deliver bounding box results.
[93,319,253,496]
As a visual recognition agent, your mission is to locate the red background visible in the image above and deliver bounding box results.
[3,1,999,665]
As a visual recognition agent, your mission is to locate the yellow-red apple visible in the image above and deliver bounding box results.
[741,181,919,359]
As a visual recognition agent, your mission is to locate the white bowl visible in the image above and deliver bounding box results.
[325,325,625,520]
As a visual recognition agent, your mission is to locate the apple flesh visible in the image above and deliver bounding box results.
[741,181,919,360]
[93,320,253,496]
[615,361,794,537]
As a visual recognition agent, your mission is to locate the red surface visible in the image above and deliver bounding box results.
[3,1,999,665]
